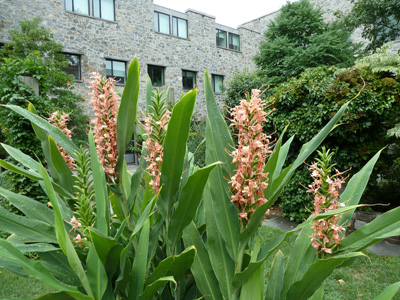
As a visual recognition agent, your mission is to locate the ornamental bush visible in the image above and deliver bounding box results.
[266,57,400,221]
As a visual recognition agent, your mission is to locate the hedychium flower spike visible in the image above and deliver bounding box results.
[308,147,347,258]
[88,72,119,181]
[228,89,273,228]
[48,110,75,170]
[142,89,171,194]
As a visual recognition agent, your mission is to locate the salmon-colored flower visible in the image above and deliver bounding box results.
[88,72,119,181]
[48,111,75,170]
[228,89,273,226]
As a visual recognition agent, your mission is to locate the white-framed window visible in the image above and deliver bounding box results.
[106,59,126,84]
[65,0,115,21]
[212,74,224,94]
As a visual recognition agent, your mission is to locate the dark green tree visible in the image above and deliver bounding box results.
[0,18,87,208]
[254,0,360,85]
[343,0,400,52]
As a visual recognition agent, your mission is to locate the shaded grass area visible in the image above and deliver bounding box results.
[0,226,399,299]
[0,268,56,299]
[258,225,400,300]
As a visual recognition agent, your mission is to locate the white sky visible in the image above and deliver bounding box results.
[153,0,298,28]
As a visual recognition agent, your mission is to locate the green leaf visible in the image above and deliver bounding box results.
[0,206,56,243]
[286,252,366,300]
[272,134,294,180]
[88,130,110,233]
[160,89,197,220]
[183,222,223,300]
[1,142,41,171]
[86,245,108,300]
[0,239,86,296]
[49,136,75,195]
[204,71,240,261]
[167,162,219,253]
[373,281,400,300]
[5,104,79,159]
[40,165,93,298]
[39,251,80,286]
[0,159,42,181]
[204,188,235,300]
[116,57,140,178]
[128,218,150,300]
[265,250,285,300]
[145,75,153,112]
[138,276,176,300]
[0,187,54,225]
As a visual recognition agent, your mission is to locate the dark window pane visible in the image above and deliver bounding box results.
[62,54,81,80]
[216,29,227,48]
[212,75,223,93]
[182,70,196,90]
[148,65,165,87]
[106,60,112,77]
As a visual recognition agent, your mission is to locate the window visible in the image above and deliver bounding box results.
[65,0,89,15]
[148,65,165,87]
[216,29,227,48]
[65,0,115,21]
[216,30,240,51]
[182,70,196,90]
[93,0,115,21]
[154,12,170,35]
[212,75,223,94]
[229,33,240,51]
[106,59,126,84]
[62,53,81,80]
[172,17,188,39]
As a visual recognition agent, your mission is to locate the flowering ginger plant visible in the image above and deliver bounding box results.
[308,147,347,258]
[229,89,273,226]
[88,72,119,180]
[48,111,74,170]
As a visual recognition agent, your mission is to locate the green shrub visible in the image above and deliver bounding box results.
[266,60,400,221]
[187,115,206,167]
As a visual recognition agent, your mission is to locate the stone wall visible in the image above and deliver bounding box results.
[0,0,263,117]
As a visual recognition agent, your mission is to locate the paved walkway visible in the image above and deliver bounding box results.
[263,215,400,258]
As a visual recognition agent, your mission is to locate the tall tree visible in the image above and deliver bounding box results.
[344,0,400,52]
[254,0,360,85]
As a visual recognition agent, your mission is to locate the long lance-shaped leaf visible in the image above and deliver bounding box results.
[183,222,223,300]
[40,165,94,298]
[139,276,176,300]
[0,206,56,243]
[88,130,110,233]
[5,104,79,159]
[204,188,235,300]
[286,252,366,300]
[0,159,42,180]
[265,250,285,300]
[373,281,400,300]
[1,142,41,171]
[128,218,150,300]
[239,102,350,252]
[204,71,240,261]
[264,124,288,180]
[339,150,382,228]
[0,239,89,299]
[272,135,295,181]
[0,187,54,225]
[49,136,75,195]
[86,245,108,300]
[116,57,140,178]
[40,251,80,287]
[340,205,400,252]
[167,162,219,254]
[160,89,197,220]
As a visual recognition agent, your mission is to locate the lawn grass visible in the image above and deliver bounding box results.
[258,225,400,300]
[0,226,399,299]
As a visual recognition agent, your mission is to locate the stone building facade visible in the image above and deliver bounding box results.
[0,0,264,116]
